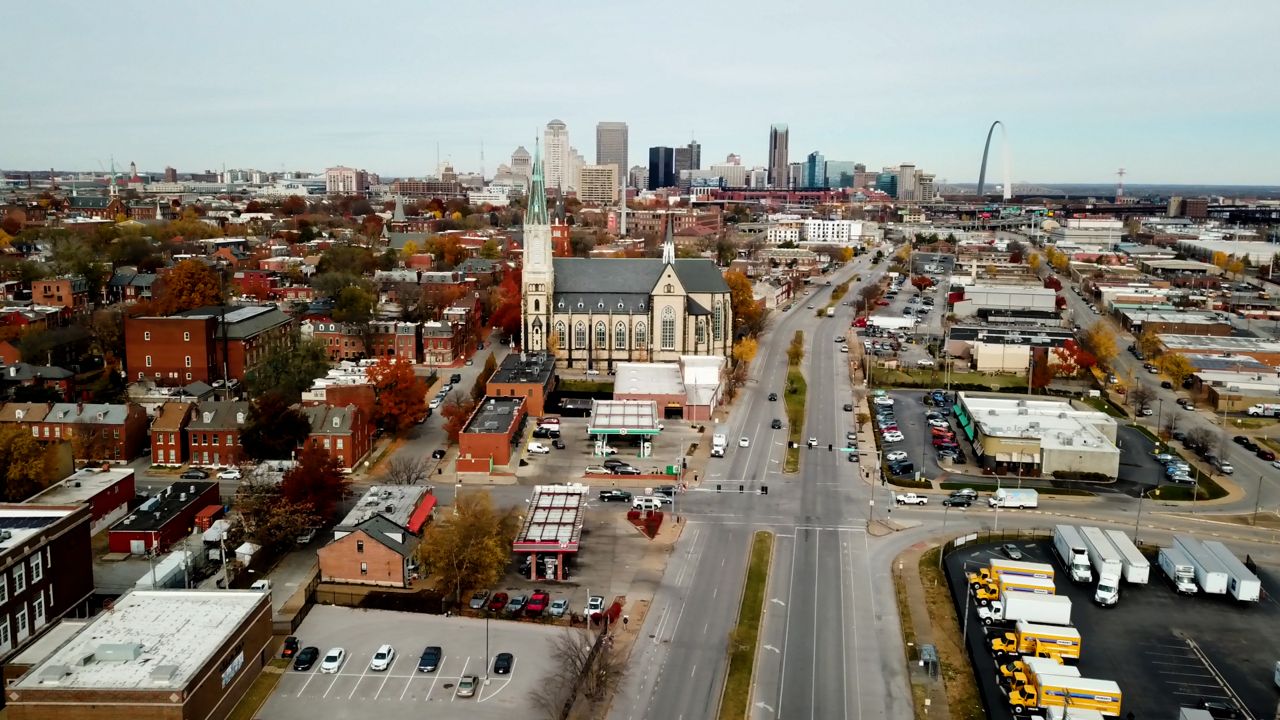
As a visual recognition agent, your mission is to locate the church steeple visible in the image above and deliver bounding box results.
[525,140,549,226]
[662,214,676,265]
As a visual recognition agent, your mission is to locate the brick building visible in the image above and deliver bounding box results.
[124,305,293,387]
[0,503,94,669]
[422,320,463,365]
[107,481,220,554]
[457,396,527,472]
[0,363,75,402]
[317,485,435,588]
[486,352,556,417]
[302,404,371,470]
[31,276,89,316]
[150,401,196,466]
[7,589,272,720]
[8,402,149,463]
[24,466,136,536]
[186,401,249,468]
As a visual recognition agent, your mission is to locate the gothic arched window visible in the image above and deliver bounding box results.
[635,322,648,347]
[713,301,724,342]
[696,317,706,345]
[555,322,566,350]
[614,322,627,350]
[534,298,540,313]
[574,322,586,348]
[661,307,676,350]
[595,322,607,348]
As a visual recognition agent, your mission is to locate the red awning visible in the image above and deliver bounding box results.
[406,494,437,534]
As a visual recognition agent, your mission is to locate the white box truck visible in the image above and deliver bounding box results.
[1158,547,1198,594]
[1079,526,1123,606]
[1173,536,1229,595]
[989,488,1039,508]
[1246,403,1280,417]
[1102,529,1149,585]
[978,593,1072,627]
[1201,540,1261,602]
[711,433,727,457]
[1053,525,1094,583]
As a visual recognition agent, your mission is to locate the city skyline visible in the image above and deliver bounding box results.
[3,1,1278,184]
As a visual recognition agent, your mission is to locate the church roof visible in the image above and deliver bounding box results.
[551,258,729,295]
[525,142,549,226]
[686,298,711,316]
[554,293,650,314]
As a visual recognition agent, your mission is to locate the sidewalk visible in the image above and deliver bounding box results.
[895,542,953,720]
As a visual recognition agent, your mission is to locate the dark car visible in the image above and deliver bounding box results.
[602,458,627,469]
[493,652,514,674]
[843,403,854,412]
[1196,698,1242,718]
[888,461,914,476]
[532,427,551,438]
[487,592,509,612]
[468,590,490,609]
[293,646,320,672]
[450,373,462,384]
[552,439,566,449]
[1258,448,1276,461]
[1161,380,1174,389]
[417,646,443,672]
[941,497,971,508]
[612,465,641,475]
[1232,435,1250,446]
[180,468,209,480]
[768,392,778,401]
[771,418,783,429]
[282,636,299,659]
[431,449,447,459]
[653,485,676,497]
[598,489,633,502]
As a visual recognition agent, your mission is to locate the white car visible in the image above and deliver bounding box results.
[739,436,750,448]
[807,437,819,448]
[927,419,950,429]
[840,345,849,353]
[584,595,605,617]
[320,647,346,674]
[428,397,442,410]
[528,442,551,454]
[885,451,909,462]
[216,468,241,480]
[369,644,395,671]
[882,431,905,443]
[873,396,894,406]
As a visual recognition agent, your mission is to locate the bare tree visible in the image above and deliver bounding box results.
[1128,384,1155,413]
[1161,412,1179,440]
[529,629,627,716]
[1184,426,1213,452]
[382,456,430,486]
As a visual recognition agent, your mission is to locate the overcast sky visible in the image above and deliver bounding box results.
[5,1,1277,184]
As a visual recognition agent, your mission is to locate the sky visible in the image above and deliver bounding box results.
[4,0,1278,185]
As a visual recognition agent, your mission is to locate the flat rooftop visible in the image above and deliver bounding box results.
[1194,370,1280,394]
[513,484,588,553]
[949,326,1075,346]
[15,590,267,691]
[110,482,217,533]
[1121,310,1224,325]
[9,619,91,667]
[463,396,524,434]
[0,506,76,554]
[1185,353,1273,373]
[27,467,134,506]
[490,352,555,386]
[1160,335,1280,354]
[588,399,661,434]
[338,485,428,529]
[959,393,1117,453]
[615,363,684,396]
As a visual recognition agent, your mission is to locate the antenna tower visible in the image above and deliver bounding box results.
[1116,168,1126,199]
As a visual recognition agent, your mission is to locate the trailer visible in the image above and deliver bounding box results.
[1006,674,1122,717]
[1079,526,1124,605]
[1201,540,1261,602]
[1053,525,1094,583]
[989,621,1081,662]
[1173,535,1229,595]
[978,592,1072,627]
[989,488,1039,509]
[971,575,1056,606]
[1102,529,1149,585]
[1158,547,1198,594]
[998,655,1081,684]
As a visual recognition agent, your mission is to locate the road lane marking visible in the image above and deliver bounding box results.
[838,535,850,720]
[373,654,396,699]
[776,533,799,715]
[809,530,820,720]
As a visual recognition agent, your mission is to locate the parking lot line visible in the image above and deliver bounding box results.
[373,654,397,699]
[479,659,514,703]
[296,670,318,697]
[451,657,470,702]
[349,661,371,699]
[321,667,343,699]
[422,656,446,701]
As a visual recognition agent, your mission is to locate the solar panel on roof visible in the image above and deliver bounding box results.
[0,516,58,530]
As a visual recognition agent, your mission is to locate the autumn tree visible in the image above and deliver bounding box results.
[1028,253,1043,273]
[153,259,222,315]
[318,244,378,276]
[1030,349,1056,390]
[911,276,934,291]
[787,331,805,366]
[234,473,319,553]
[418,491,519,604]
[366,358,427,435]
[441,395,478,443]
[724,270,763,337]
[244,337,331,402]
[1135,326,1162,358]
[488,267,523,338]
[1158,353,1198,389]
[240,392,312,461]
[732,337,758,365]
[280,445,350,521]
[0,425,55,501]
[1079,321,1118,366]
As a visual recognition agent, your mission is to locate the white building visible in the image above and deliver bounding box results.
[1047,218,1124,248]
[579,165,619,205]
[802,219,868,245]
[325,166,369,196]
[543,119,572,191]
[957,393,1120,478]
[709,163,748,187]
[953,284,1057,318]
[766,225,801,245]
[467,185,514,207]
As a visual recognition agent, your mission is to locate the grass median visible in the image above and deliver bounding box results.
[719,531,775,720]
[784,369,807,472]
[227,659,289,720]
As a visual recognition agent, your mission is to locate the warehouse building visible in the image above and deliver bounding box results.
[456,396,528,473]
[7,589,272,720]
[954,393,1119,478]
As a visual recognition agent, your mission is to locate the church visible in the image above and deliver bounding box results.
[521,146,733,370]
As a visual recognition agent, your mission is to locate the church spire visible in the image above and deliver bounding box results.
[662,214,676,265]
[525,139,549,226]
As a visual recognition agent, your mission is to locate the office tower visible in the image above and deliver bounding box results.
[648,147,675,190]
[674,147,693,177]
[688,140,701,171]
[768,123,789,188]
[595,122,628,179]
[543,119,571,191]
[710,164,748,187]
[875,170,898,197]
[804,151,827,189]
[510,146,532,178]
[749,168,769,188]
[915,172,935,202]
[788,163,804,191]
[629,165,648,192]
[825,161,857,189]
[567,147,585,193]
[163,166,177,183]
[579,165,619,205]
[897,163,917,202]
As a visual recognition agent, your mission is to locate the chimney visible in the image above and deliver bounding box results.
[8,366,15,377]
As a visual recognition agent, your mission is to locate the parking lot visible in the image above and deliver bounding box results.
[261,605,564,720]
[945,537,1280,719]
[517,416,700,485]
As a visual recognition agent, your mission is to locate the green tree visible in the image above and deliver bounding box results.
[417,491,519,604]
[333,285,375,323]
[479,239,502,259]
[240,392,312,461]
[318,244,378,276]
[244,337,331,402]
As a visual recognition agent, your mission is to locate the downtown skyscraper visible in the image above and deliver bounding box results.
[768,123,789,188]
[595,122,628,182]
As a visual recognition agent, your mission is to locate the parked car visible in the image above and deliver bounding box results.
[549,598,570,617]
[532,427,552,438]
[505,595,528,613]
[431,449,447,459]
[293,646,320,671]
[526,590,550,615]
[1257,448,1276,461]
[493,652,514,675]
[282,636,299,659]
[319,647,346,674]
[216,468,241,480]
[585,465,611,474]
[584,595,605,617]
[180,468,209,480]
[612,465,641,475]
[469,590,490,610]
[528,442,551,454]
[599,489,633,502]
[882,431,905,443]
[487,592,509,612]
[456,674,479,698]
[885,451,909,462]
[296,528,316,545]
[1001,543,1024,560]
[369,644,396,671]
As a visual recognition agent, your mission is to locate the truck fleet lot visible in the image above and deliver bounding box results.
[945,537,1279,719]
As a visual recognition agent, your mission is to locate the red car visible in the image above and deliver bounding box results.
[931,427,954,438]
[875,299,891,306]
[526,590,550,615]
[487,592,509,612]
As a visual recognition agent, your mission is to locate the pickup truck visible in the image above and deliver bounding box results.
[895,493,928,506]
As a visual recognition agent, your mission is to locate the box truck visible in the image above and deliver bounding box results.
[989,621,1081,662]
[998,655,1080,684]
[989,488,1039,508]
[972,575,1056,605]
[1246,403,1280,417]
[1158,546,1198,594]
[1079,526,1124,606]
[967,559,1055,589]
[1102,529,1149,584]
[1046,706,1108,720]
[1201,540,1261,602]
[710,433,727,457]
[1053,525,1094,583]
[1173,535,1229,595]
[978,593,1072,627]
[1006,674,1122,717]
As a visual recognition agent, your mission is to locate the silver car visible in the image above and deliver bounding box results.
[456,674,478,698]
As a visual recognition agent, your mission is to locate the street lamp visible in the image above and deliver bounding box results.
[1133,485,1147,544]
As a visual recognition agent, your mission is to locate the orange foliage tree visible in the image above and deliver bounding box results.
[152,259,222,315]
[280,445,349,521]
[441,396,478,443]
[365,358,427,436]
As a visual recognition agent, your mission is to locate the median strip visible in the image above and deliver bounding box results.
[719,531,775,720]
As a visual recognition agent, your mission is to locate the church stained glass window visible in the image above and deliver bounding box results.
[595,322,606,348]
[614,322,626,350]
[575,322,586,348]
[661,307,676,350]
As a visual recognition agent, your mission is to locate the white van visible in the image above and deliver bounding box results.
[632,497,663,511]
